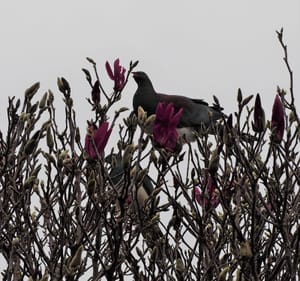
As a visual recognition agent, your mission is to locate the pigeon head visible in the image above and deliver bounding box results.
[132,71,151,86]
[132,71,157,115]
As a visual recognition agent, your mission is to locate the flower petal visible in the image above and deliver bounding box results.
[94,122,112,152]
[113,58,121,78]
[153,102,183,151]
[85,122,112,159]
[194,186,202,205]
[170,108,183,127]
[165,103,174,120]
[85,135,97,159]
[105,61,114,80]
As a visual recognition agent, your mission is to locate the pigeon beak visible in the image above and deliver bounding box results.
[132,72,138,81]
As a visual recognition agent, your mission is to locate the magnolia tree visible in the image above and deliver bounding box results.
[0,29,299,281]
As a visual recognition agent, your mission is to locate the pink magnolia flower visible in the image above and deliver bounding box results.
[194,173,219,209]
[105,58,126,91]
[252,94,265,133]
[85,122,112,159]
[153,102,183,152]
[271,95,285,142]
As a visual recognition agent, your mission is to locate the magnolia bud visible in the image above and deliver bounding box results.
[87,179,96,196]
[82,68,92,84]
[137,106,147,124]
[57,77,71,96]
[241,94,253,107]
[144,114,156,135]
[46,128,54,150]
[237,88,243,104]
[240,240,252,258]
[47,90,54,106]
[175,258,185,273]
[25,82,40,100]
[91,81,100,104]
[25,130,40,155]
[271,95,285,143]
[69,245,83,269]
[150,246,158,260]
[208,148,219,174]
[86,57,96,65]
[122,144,135,170]
[252,94,265,133]
[39,92,48,109]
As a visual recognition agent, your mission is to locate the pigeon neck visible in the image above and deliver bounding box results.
[139,80,155,93]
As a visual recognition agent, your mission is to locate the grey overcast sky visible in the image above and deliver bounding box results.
[0,1,299,146]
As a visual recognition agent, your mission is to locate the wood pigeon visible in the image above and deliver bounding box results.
[132,71,224,141]
[107,153,154,210]
[106,153,181,263]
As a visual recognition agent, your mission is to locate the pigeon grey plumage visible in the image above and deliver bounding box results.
[106,153,182,265]
[107,153,153,209]
[133,71,224,141]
